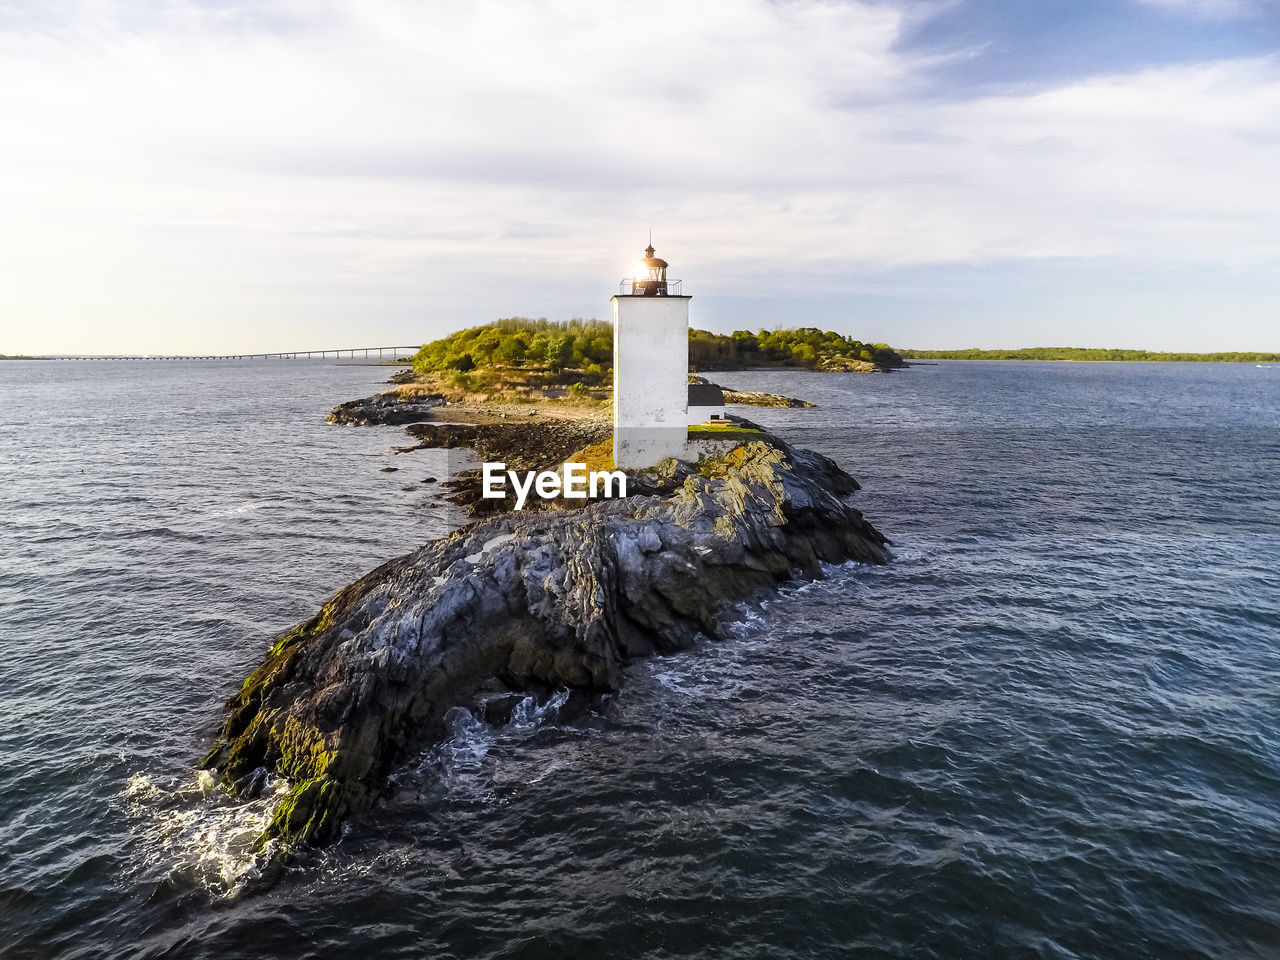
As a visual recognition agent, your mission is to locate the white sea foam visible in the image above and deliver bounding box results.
[510,688,569,730]
[414,689,572,787]
[205,500,267,519]
[122,769,289,899]
[432,705,498,776]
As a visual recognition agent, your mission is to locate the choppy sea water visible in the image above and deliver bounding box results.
[2,359,1279,959]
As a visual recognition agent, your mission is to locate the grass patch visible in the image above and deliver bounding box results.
[688,422,762,439]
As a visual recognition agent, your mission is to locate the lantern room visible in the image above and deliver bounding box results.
[626,244,670,296]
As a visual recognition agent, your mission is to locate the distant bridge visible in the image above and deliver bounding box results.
[34,346,422,361]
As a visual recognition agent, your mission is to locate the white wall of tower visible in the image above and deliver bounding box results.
[611,295,690,468]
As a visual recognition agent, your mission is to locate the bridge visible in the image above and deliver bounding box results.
[32,346,422,361]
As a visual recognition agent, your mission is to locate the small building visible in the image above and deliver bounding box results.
[687,382,726,424]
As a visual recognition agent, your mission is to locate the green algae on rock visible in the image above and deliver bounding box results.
[200,435,889,850]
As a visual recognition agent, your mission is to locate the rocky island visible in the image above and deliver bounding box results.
[201,428,887,850]
[200,317,895,855]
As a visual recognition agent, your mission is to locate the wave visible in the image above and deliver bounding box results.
[120,770,288,900]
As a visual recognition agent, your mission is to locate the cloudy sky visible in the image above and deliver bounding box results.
[2,0,1277,354]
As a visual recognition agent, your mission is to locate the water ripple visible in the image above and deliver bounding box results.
[2,360,1280,959]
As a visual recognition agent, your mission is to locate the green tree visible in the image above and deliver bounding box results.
[494,334,527,364]
[548,335,573,373]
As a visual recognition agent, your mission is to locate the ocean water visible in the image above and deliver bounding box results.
[2,359,1279,960]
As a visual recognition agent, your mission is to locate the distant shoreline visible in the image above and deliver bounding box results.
[900,349,1278,363]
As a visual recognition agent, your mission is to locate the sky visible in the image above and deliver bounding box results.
[1,0,1278,354]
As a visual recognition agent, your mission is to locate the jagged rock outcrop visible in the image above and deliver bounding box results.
[816,357,887,373]
[687,374,815,408]
[200,437,888,850]
[401,419,610,473]
[722,389,815,408]
[328,391,444,425]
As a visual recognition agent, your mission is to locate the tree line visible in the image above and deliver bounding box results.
[689,327,902,370]
[412,318,904,376]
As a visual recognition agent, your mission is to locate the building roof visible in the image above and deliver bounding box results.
[688,383,724,407]
[642,243,668,269]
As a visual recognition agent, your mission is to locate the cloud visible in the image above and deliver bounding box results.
[0,0,1277,351]
[1135,0,1275,19]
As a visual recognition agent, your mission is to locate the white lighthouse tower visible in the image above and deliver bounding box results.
[612,242,691,468]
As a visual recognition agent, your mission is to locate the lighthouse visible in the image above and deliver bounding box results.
[612,242,691,468]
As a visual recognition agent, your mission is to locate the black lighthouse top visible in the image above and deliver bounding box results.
[630,243,669,296]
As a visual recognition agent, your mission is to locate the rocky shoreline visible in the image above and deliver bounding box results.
[330,373,818,433]
[721,388,815,408]
[398,419,611,474]
[200,417,889,853]
[327,390,447,425]
[686,374,815,408]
